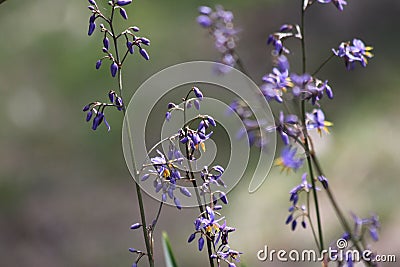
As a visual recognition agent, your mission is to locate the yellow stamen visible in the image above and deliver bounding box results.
[163,169,170,178]
[200,142,206,152]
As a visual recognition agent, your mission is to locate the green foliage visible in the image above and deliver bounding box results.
[162,231,179,267]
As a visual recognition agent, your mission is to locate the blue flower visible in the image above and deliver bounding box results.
[276,111,300,145]
[110,62,118,77]
[275,146,304,172]
[306,109,333,135]
[119,7,128,20]
[193,86,203,100]
[196,5,239,73]
[317,0,347,11]
[333,39,373,70]
[144,149,191,209]
[267,24,301,55]
[261,67,293,103]
[116,0,132,6]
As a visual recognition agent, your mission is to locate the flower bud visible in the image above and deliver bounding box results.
[116,0,132,6]
[119,7,128,19]
[110,62,118,77]
[139,48,149,60]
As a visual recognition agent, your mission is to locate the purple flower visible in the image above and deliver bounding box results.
[317,0,347,11]
[88,22,96,36]
[116,0,132,6]
[306,109,333,135]
[130,223,141,230]
[126,41,134,54]
[261,67,293,102]
[267,24,301,55]
[92,111,110,131]
[197,5,239,73]
[275,146,304,172]
[139,48,150,60]
[193,86,203,99]
[276,111,300,145]
[333,39,373,70]
[197,15,212,28]
[110,62,118,77]
[119,7,128,20]
[318,175,329,189]
[198,236,205,251]
[103,36,109,49]
[95,59,102,69]
[198,6,212,15]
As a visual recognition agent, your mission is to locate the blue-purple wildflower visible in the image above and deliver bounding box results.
[333,39,373,70]
[275,146,304,172]
[196,5,239,73]
[306,109,333,135]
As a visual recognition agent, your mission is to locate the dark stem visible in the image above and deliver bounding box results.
[151,201,164,230]
[306,189,321,252]
[109,6,154,267]
[301,100,324,252]
[299,2,324,252]
[310,154,374,267]
[183,93,215,267]
[311,53,335,76]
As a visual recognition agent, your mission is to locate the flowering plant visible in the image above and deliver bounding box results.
[81,0,381,266]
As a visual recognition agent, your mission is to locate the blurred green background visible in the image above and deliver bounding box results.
[0,0,399,266]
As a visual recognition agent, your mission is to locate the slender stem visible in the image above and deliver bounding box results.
[109,6,154,266]
[306,190,321,252]
[301,101,324,252]
[310,152,373,267]
[300,4,306,73]
[311,53,335,76]
[182,92,214,267]
[151,202,164,230]
[299,1,324,252]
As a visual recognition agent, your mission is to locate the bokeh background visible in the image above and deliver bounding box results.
[0,0,399,266]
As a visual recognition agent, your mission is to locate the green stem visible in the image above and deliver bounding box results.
[301,101,324,252]
[306,189,321,252]
[300,4,306,73]
[109,6,154,266]
[310,155,373,267]
[300,2,323,252]
[183,93,215,267]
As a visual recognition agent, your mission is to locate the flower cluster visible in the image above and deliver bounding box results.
[198,2,380,263]
[88,0,150,78]
[261,54,333,105]
[83,0,150,131]
[141,149,192,210]
[163,86,242,266]
[188,204,242,266]
[285,173,321,231]
[82,90,124,131]
[333,38,374,70]
[227,99,269,148]
[267,24,301,55]
[197,5,239,73]
[326,214,380,266]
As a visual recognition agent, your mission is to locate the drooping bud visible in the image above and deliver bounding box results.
[119,7,128,20]
[110,62,118,77]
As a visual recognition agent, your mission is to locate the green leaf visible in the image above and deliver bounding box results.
[162,231,179,267]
